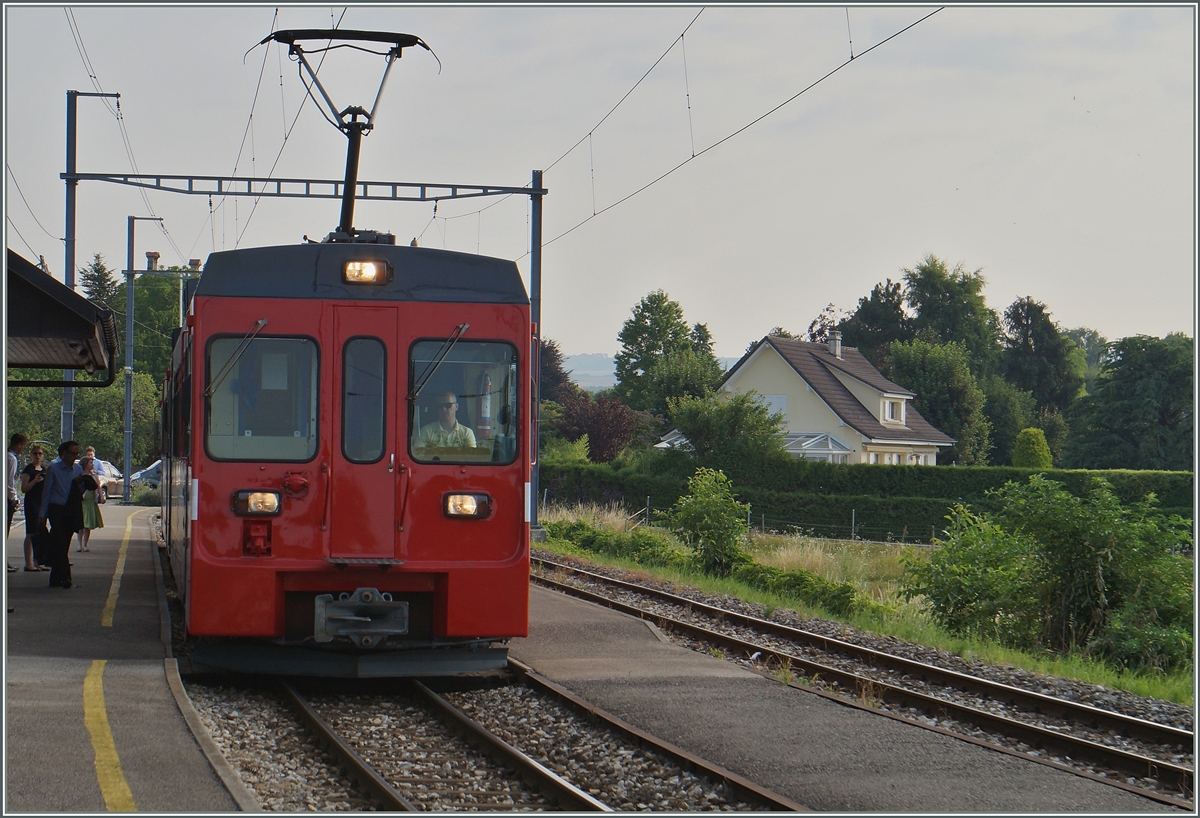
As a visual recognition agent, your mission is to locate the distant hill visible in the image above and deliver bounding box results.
[563,353,739,392]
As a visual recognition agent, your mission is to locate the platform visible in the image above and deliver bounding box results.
[510,583,1181,813]
[4,505,242,813]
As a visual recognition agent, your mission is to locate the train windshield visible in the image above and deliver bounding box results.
[206,336,319,461]
[410,341,518,464]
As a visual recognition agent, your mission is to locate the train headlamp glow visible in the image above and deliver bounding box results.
[444,493,491,518]
[343,260,392,284]
[232,490,282,516]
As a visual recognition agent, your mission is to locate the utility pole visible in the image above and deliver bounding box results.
[64,89,120,441]
[529,170,544,531]
[123,216,162,502]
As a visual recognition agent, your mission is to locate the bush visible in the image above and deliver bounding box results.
[667,468,751,577]
[902,475,1194,672]
[542,519,689,569]
[732,562,872,618]
[1011,428,1052,469]
[129,484,160,506]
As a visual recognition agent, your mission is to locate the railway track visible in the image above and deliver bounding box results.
[278,673,806,811]
[531,555,1194,809]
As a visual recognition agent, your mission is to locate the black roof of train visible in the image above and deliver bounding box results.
[195,243,528,304]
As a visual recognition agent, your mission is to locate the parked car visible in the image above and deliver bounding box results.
[94,460,123,502]
[130,460,162,490]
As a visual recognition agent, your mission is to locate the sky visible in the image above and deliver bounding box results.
[3,4,1196,359]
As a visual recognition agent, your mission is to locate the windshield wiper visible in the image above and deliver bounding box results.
[408,323,468,404]
[205,318,268,398]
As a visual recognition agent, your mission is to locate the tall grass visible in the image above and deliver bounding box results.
[539,503,1193,706]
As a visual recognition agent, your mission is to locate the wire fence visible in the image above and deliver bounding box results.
[594,497,940,546]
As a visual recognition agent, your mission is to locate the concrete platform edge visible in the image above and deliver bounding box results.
[165,658,263,813]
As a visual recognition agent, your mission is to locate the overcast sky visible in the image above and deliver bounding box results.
[4,4,1195,358]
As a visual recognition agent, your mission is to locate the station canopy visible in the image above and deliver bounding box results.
[7,248,118,387]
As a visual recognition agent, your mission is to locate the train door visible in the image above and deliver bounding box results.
[330,306,398,560]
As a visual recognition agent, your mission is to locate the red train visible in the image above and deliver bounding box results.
[158,240,533,676]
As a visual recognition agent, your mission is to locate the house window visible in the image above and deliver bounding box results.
[760,394,788,421]
[884,399,903,422]
[869,452,879,464]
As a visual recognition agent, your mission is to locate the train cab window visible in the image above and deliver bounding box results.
[410,340,518,465]
[342,337,386,463]
[206,336,318,461]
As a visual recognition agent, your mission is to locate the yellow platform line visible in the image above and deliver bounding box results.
[102,510,145,627]
[84,659,137,811]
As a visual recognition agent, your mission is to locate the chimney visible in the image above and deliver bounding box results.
[828,330,842,359]
[145,251,160,271]
[188,258,202,271]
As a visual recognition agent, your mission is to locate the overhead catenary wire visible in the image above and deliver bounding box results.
[7,164,63,242]
[7,216,43,260]
[233,6,349,246]
[64,8,188,266]
[425,8,706,245]
[533,7,944,254]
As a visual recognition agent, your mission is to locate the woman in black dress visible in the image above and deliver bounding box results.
[19,446,49,571]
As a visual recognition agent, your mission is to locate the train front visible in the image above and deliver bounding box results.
[170,242,532,676]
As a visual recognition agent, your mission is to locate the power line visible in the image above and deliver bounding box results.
[6,215,42,260]
[534,7,944,254]
[6,164,62,241]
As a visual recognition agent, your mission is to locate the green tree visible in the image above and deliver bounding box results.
[79,253,120,312]
[667,391,789,482]
[1011,428,1052,469]
[113,270,182,387]
[641,348,724,420]
[72,373,160,467]
[805,303,845,343]
[539,338,578,405]
[690,322,715,356]
[837,278,913,369]
[889,339,991,465]
[981,376,1035,466]
[667,468,750,577]
[614,290,692,410]
[1000,297,1083,413]
[1034,406,1069,467]
[1065,334,1194,471]
[902,254,1001,378]
[1062,326,1109,394]
[5,371,160,469]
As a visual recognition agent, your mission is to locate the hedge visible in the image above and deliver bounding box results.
[539,461,1192,543]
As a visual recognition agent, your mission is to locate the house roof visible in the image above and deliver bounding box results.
[722,336,955,446]
[7,249,119,387]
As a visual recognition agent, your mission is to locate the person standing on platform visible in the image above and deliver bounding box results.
[19,445,50,571]
[7,433,29,573]
[37,441,96,589]
[77,455,104,552]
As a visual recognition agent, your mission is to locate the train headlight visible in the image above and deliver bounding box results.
[232,490,282,516]
[343,260,393,285]
[444,493,491,518]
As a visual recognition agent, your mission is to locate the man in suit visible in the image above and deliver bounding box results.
[37,441,96,589]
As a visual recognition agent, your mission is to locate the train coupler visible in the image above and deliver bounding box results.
[314,587,409,648]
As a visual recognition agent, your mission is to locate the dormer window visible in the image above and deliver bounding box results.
[883,398,905,424]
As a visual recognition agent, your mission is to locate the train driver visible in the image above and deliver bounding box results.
[418,392,477,449]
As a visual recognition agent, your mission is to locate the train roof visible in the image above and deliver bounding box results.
[195,243,528,304]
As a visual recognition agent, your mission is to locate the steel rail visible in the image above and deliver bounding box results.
[278,681,418,811]
[506,657,810,811]
[532,566,1193,806]
[533,557,1192,750]
[408,680,612,812]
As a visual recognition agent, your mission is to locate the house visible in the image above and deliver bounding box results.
[691,332,954,465]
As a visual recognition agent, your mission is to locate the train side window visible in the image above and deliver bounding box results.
[409,340,519,465]
[342,337,386,463]
[206,336,319,462]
